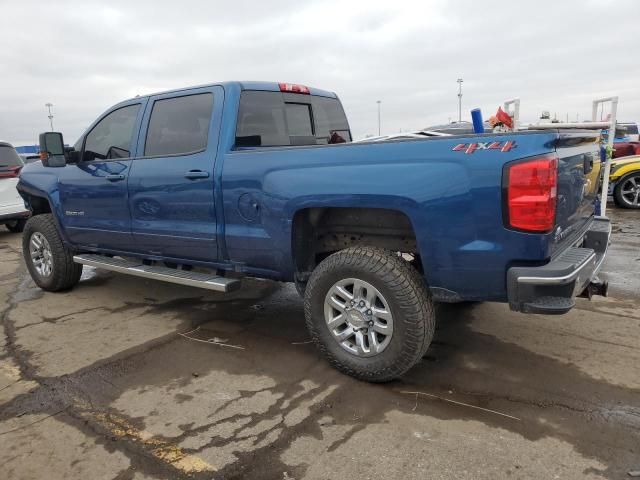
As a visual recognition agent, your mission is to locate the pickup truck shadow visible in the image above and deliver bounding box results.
[2,274,638,479]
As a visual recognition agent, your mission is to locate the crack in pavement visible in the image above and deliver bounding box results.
[0,260,213,479]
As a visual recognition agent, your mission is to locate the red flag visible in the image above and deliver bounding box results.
[496,107,513,129]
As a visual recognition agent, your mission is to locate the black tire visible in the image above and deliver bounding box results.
[294,279,307,298]
[304,247,435,382]
[5,219,26,233]
[613,172,640,209]
[612,195,622,208]
[22,214,83,292]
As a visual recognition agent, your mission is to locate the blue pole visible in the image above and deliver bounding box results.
[471,108,485,133]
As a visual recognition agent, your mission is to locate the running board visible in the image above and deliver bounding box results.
[73,254,240,292]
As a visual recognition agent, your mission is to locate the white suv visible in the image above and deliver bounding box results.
[0,142,30,232]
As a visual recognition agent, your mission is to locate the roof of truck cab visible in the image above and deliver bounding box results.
[127,81,337,103]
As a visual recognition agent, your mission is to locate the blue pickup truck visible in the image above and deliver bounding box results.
[17,81,610,382]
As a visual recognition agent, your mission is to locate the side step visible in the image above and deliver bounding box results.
[73,254,241,293]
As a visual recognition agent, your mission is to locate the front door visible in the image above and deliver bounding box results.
[58,101,145,250]
[127,86,222,262]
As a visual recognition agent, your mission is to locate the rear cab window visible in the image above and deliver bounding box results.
[235,90,351,148]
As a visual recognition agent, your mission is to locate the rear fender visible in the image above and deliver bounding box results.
[286,195,423,274]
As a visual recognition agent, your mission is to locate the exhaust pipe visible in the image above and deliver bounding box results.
[578,277,609,300]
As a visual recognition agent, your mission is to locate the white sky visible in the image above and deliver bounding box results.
[1,0,639,145]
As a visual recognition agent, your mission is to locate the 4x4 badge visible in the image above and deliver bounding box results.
[452,141,517,154]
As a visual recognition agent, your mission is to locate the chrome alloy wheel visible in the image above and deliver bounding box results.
[29,232,53,277]
[620,174,640,206]
[324,278,394,357]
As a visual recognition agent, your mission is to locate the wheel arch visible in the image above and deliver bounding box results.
[610,162,640,182]
[18,187,71,244]
[291,205,426,283]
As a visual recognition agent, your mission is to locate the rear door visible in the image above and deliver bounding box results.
[128,86,222,262]
[552,131,602,253]
[58,100,145,249]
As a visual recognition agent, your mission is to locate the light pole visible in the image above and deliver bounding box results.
[45,103,54,131]
[376,100,381,136]
[456,78,463,123]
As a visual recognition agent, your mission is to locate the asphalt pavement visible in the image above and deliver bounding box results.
[0,207,638,480]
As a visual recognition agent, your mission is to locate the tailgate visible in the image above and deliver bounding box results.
[551,131,602,255]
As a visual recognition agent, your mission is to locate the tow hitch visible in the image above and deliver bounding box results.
[578,278,609,300]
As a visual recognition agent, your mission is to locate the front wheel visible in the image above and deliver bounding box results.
[613,172,640,209]
[304,247,435,382]
[22,214,83,292]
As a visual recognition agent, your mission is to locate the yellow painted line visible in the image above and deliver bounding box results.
[0,362,22,382]
[85,409,216,473]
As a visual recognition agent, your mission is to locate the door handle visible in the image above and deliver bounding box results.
[105,174,126,181]
[184,170,210,179]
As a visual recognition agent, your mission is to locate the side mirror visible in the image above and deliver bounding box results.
[65,146,80,163]
[38,132,66,167]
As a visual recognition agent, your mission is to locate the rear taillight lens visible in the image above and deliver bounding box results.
[0,166,22,178]
[504,155,558,233]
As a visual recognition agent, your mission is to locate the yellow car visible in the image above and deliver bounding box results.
[608,155,640,209]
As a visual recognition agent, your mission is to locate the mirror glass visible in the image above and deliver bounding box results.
[44,133,64,155]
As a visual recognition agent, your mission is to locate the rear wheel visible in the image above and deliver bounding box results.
[294,279,307,298]
[22,214,83,291]
[613,172,640,209]
[304,247,435,382]
[5,219,26,233]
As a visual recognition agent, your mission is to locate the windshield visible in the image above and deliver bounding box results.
[0,145,24,167]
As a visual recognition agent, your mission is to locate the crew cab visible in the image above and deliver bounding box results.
[17,81,610,382]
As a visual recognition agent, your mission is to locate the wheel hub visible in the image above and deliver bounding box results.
[620,175,640,206]
[345,308,369,330]
[29,232,53,277]
[324,278,394,358]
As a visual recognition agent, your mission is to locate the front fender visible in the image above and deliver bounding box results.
[17,167,71,245]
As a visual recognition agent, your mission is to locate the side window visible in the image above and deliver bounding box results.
[236,91,289,147]
[83,104,140,161]
[144,93,214,157]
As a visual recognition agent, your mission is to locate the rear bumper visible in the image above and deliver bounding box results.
[507,217,610,314]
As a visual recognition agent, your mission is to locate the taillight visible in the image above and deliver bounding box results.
[504,155,558,233]
[0,166,22,178]
[279,83,310,94]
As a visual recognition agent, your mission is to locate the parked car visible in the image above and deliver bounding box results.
[17,81,610,382]
[19,154,42,164]
[608,155,640,208]
[612,141,640,159]
[356,129,450,142]
[619,122,639,142]
[0,141,30,232]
